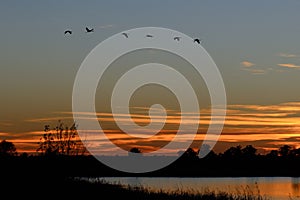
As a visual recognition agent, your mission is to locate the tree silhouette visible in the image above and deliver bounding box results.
[241,145,257,159]
[223,145,242,159]
[198,144,212,158]
[266,150,278,158]
[180,147,199,161]
[128,147,143,157]
[279,145,292,157]
[184,147,198,157]
[290,148,300,157]
[0,140,17,156]
[37,121,86,156]
[129,147,142,154]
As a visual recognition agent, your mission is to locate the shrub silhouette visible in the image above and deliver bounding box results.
[36,120,86,156]
[0,140,17,156]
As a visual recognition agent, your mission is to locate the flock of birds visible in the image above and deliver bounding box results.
[64,27,94,35]
[64,27,202,44]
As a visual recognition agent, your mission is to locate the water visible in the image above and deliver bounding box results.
[93,177,300,200]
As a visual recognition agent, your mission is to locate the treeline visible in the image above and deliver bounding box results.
[1,139,300,177]
[0,120,298,159]
[179,144,300,160]
[1,121,300,177]
[1,137,299,159]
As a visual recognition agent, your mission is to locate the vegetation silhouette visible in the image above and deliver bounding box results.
[128,147,143,157]
[1,130,300,198]
[1,142,300,177]
[1,122,300,179]
[36,120,87,156]
[0,140,17,157]
[129,147,142,154]
[60,178,269,200]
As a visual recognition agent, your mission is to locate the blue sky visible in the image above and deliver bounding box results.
[1,0,300,153]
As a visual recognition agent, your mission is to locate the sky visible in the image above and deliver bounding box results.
[1,0,300,154]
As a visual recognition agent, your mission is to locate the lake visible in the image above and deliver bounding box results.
[89,177,300,200]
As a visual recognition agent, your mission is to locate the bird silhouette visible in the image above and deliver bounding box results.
[194,38,202,44]
[174,37,181,41]
[64,30,72,35]
[146,34,153,38]
[122,32,129,38]
[85,27,94,33]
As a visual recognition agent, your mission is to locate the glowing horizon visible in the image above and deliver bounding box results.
[2,101,299,155]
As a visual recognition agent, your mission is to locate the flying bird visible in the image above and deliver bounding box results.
[146,34,153,38]
[122,32,129,38]
[64,30,72,35]
[85,27,94,33]
[174,36,181,41]
[193,38,202,44]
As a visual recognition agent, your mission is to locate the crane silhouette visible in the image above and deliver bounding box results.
[85,27,94,33]
[122,32,129,38]
[174,37,181,41]
[194,38,202,44]
[64,30,72,35]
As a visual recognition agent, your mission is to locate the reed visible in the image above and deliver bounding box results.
[68,177,270,200]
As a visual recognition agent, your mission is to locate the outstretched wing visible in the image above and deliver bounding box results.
[64,30,72,34]
[194,38,201,44]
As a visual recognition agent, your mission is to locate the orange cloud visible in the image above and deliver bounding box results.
[25,116,74,122]
[241,61,255,67]
[0,132,10,137]
[278,63,300,68]
[240,61,266,74]
[4,101,300,155]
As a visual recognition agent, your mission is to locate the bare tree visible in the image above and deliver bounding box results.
[36,121,87,156]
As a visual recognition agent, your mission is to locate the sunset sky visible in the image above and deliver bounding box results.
[1,0,300,154]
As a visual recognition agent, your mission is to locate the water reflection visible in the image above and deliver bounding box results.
[96,177,300,200]
[291,177,300,198]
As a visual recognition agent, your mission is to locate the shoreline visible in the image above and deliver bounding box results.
[2,155,300,178]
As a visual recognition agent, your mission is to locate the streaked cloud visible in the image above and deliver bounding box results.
[24,102,300,136]
[0,120,13,126]
[277,63,300,69]
[3,102,300,154]
[0,132,10,137]
[278,53,299,58]
[25,116,74,123]
[240,61,255,67]
[240,61,266,74]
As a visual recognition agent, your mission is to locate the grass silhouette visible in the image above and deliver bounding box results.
[66,177,269,200]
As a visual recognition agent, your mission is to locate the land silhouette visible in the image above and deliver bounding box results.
[0,122,298,199]
[1,121,300,177]
[1,124,300,178]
